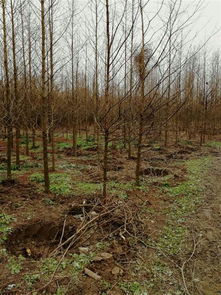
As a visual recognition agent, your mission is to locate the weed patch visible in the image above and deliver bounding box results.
[119,281,147,295]
[7,255,25,274]
[156,157,212,255]
[0,213,14,244]
[77,136,96,150]
[74,181,101,194]
[57,142,72,151]
[206,141,221,148]
[29,172,72,195]
[23,253,95,290]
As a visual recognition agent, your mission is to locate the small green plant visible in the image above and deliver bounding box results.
[24,273,41,288]
[39,253,94,282]
[11,164,21,171]
[95,241,110,251]
[55,287,67,295]
[206,141,221,148]
[0,213,14,243]
[157,225,187,255]
[101,280,112,291]
[43,198,56,206]
[50,182,72,195]
[41,257,59,274]
[29,173,44,183]
[22,161,42,169]
[49,173,72,195]
[153,260,173,277]
[69,253,95,273]
[119,281,147,295]
[20,155,30,161]
[57,142,72,151]
[7,255,25,274]
[0,248,7,258]
[74,182,101,194]
[152,144,161,150]
[59,163,77,170]
[0,163,6,171]
[77,136,96,150]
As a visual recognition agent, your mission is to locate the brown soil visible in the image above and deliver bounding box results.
[0,137,221,294]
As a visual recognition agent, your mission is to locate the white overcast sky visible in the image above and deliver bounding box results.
[75,0,221,51]
[194,0,221,50]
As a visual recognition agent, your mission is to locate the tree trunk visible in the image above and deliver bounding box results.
[135,116,143,186]
[103,130,109,198]
[41,0,50,193]
[2,0,12,181]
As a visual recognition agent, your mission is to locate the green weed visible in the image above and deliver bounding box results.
[0,213,14,243]
[22,161,42,169]
[24,273,41,288]
[54,287,68,295]
[119,281,147,295]
[151,260,174,281]
[0,163,6,171]
[157,225,187,255]
[30,173,72,195]
[206,141,221,148]
[95,241,110,251]
[29,173,44,183]
[74,182,101,194]
[77,136,96,150]
[57,142,72,151]
[43,198,56,206]
[7,255,25,274]
[157,157,212,255]
[38,253,94,282]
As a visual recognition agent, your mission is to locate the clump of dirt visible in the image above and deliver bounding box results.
[6,220,76,259]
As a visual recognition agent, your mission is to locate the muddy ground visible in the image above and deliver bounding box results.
[0,134,220,295]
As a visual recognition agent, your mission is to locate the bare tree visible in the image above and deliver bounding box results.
[2,0,13,181]
[40,0,50,193]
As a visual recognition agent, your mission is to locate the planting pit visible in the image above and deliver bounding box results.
[6,220,76,259]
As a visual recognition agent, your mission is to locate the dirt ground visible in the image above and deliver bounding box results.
[0,135,221,295]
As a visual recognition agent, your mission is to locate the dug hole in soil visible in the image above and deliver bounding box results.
[6,220,76,259]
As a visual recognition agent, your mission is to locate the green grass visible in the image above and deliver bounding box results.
[206,141,221,148]
[29,172,72,195]
[157,225,187,255]
[156,157,212,255]
[165,157,211,220]
[77,136,96,150]
[24,253,95,290]
[108,181,149,199]
[57,136,97,151]
[57,142,72,151]
[0,163,6,171]
[7,255,25,274]
[0,213,14,244]
[119,281,147,295]
[73,182,101,194]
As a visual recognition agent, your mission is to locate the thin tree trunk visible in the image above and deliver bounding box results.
[135,116,143,186]
[103,130,109,198]
[2,0,12,181]
[41,0,50,193]
[10,0,20,166]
